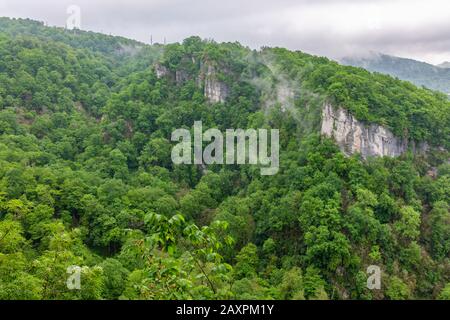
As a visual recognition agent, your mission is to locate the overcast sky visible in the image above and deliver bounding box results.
[1,0,450,64]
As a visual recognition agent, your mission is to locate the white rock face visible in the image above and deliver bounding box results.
[203,64,229,103]
[321,103,408,158]
[155,64,169,79]
[154,60,229,103]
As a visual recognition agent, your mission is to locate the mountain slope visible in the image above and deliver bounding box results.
[342,53,450,95]
[0,18,449,300]
[437,62,450,69]
[0,17,145,57]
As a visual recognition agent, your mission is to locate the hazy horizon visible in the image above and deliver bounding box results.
[1,0,450,65]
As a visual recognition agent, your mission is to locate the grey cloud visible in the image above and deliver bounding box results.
[1,0,449,64]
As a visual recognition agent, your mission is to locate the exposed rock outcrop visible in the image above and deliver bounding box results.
[201,63,229,103]
[321,103,409,158]
[155,63,169,79]
[175,69,190,85]
[153,60,230,103]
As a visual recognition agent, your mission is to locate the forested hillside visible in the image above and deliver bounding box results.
[0,17,449,300]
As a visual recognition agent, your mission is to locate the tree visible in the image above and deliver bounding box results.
[304,226,351,271]
[394,206,421,241]
[438,283,450,300]
[278,267,305,300]
[303,267,328,300]
[385,276,410,300]
[234,243,259,279]
[0,219,27,253]
[99,258,129,299]
[428,201,450,260]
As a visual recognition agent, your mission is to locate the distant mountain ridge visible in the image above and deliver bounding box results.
[341,53,450,95]
[437,61,450,69]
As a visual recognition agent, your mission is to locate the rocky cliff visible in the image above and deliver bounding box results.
[154,61,229,104]
[155,63,169,79]
[321,103,409,158]
[199,63,229,103]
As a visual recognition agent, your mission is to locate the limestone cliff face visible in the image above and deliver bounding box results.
[200,63,229,103]
[175,69,190,85]
[154,60,229,103]
[321,103,409,158]
[155,63,169,79]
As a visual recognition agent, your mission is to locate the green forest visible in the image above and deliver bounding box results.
[0,17,449,300]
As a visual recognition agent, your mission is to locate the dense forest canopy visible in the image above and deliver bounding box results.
[0,17,144,56]
[0,17,449,300]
